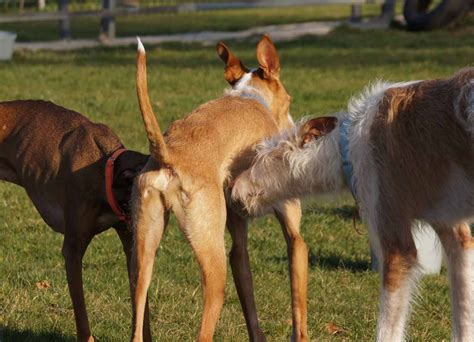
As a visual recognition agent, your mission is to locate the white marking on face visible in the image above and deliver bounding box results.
[234,72,252,91]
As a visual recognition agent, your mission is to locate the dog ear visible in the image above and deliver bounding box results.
[256,34,280,79]
[115,169,137,188]
[300,117,337,147]
[216,42,248,85]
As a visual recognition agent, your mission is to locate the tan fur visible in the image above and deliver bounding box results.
[130,36,308,342]
[383,250,418,292]
[136,48,170,165]
[453,224,474,249]
[0,100,150,342]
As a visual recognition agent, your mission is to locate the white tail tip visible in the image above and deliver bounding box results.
[137,37,145,53]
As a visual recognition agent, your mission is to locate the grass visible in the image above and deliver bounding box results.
[0,9,473,342]
[2,4,383,41]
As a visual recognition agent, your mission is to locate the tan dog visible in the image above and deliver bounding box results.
[232,68,474,341]
[0,100,150,342]
[130,36,309,341]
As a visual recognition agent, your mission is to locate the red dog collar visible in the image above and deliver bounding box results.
[105,148,128,222]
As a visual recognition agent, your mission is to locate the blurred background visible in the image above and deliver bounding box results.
[0,0,472,41]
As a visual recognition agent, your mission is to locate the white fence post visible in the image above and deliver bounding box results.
[38,0,46,10]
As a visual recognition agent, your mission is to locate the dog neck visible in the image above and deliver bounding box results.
[106,149,149,221]
[226,71,271,112]
[105,148,129,222]
[239,92,270,111]
[338,116,357,197]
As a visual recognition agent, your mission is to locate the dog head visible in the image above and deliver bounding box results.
[113,150,150,214]
[216,35,292,130]
[231,116,339,215]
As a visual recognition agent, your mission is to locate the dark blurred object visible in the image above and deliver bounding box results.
[58,0,70,39]
[350,4,362,22]
[100,0,116,40]
[404,0,472,31]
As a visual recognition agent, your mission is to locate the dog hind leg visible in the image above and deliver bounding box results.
[375,217,420,342]
[115,227,153,342]
[180,187,227,342]
[433,222,474,342]
[227,209,266,342]
[274,199,308,342]
[131,186,167,342]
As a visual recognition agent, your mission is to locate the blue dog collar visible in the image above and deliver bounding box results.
[240,92,270,112]
[338,116,357,197]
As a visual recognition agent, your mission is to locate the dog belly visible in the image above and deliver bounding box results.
[27,191,65,233]
[421,165,474,226]
[0,158,20,184]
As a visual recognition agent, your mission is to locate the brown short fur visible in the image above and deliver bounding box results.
[0,100,150,342]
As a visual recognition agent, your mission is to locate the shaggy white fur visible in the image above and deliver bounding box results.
[232,75,474,342]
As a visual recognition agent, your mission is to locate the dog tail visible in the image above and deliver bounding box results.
[136,37,170,166]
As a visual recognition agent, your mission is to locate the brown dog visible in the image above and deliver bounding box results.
[231,68,474,341]
[130,36,309,341]
[0,100,149,342]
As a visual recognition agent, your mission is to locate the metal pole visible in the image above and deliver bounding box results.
[58,0,71,40]
[100,0,116,40]
[38,0,46,10]
[350,4,362,22]
[381,0,396,21]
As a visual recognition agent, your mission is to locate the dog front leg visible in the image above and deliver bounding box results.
[227,209,266,342]
[62,231,94,342]
[130,187,167,342]
[115,227,152,342]
[434,222,474,342]
[274,199,308,342]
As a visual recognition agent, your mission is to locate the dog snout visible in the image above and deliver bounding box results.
[231,170,255,200]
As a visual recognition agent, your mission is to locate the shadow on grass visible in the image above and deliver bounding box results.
[270,249,371,273]
[308,250,371,272]
[0,327,73,342]
[306,204,358,222]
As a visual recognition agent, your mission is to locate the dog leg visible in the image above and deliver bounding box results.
[131,187,167,342]
[181,188,227,342]
[62,228,95,342]
[115,227,152,342]
[227,209,266,342]
[375,219,419,342]
[274,199,308,342]
[434,222,474,342]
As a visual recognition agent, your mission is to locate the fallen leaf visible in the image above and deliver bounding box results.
[36,280,50,290]
[325,322,346,335]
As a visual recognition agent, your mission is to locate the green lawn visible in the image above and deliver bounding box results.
[2,4,382,41]
[0,10,473,342]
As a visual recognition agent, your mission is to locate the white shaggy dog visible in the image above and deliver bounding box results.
[232,68,474,341]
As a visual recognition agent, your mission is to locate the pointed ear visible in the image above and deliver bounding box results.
[300,117,338,147]
[256,34,280,79]
[216,42,248,85]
